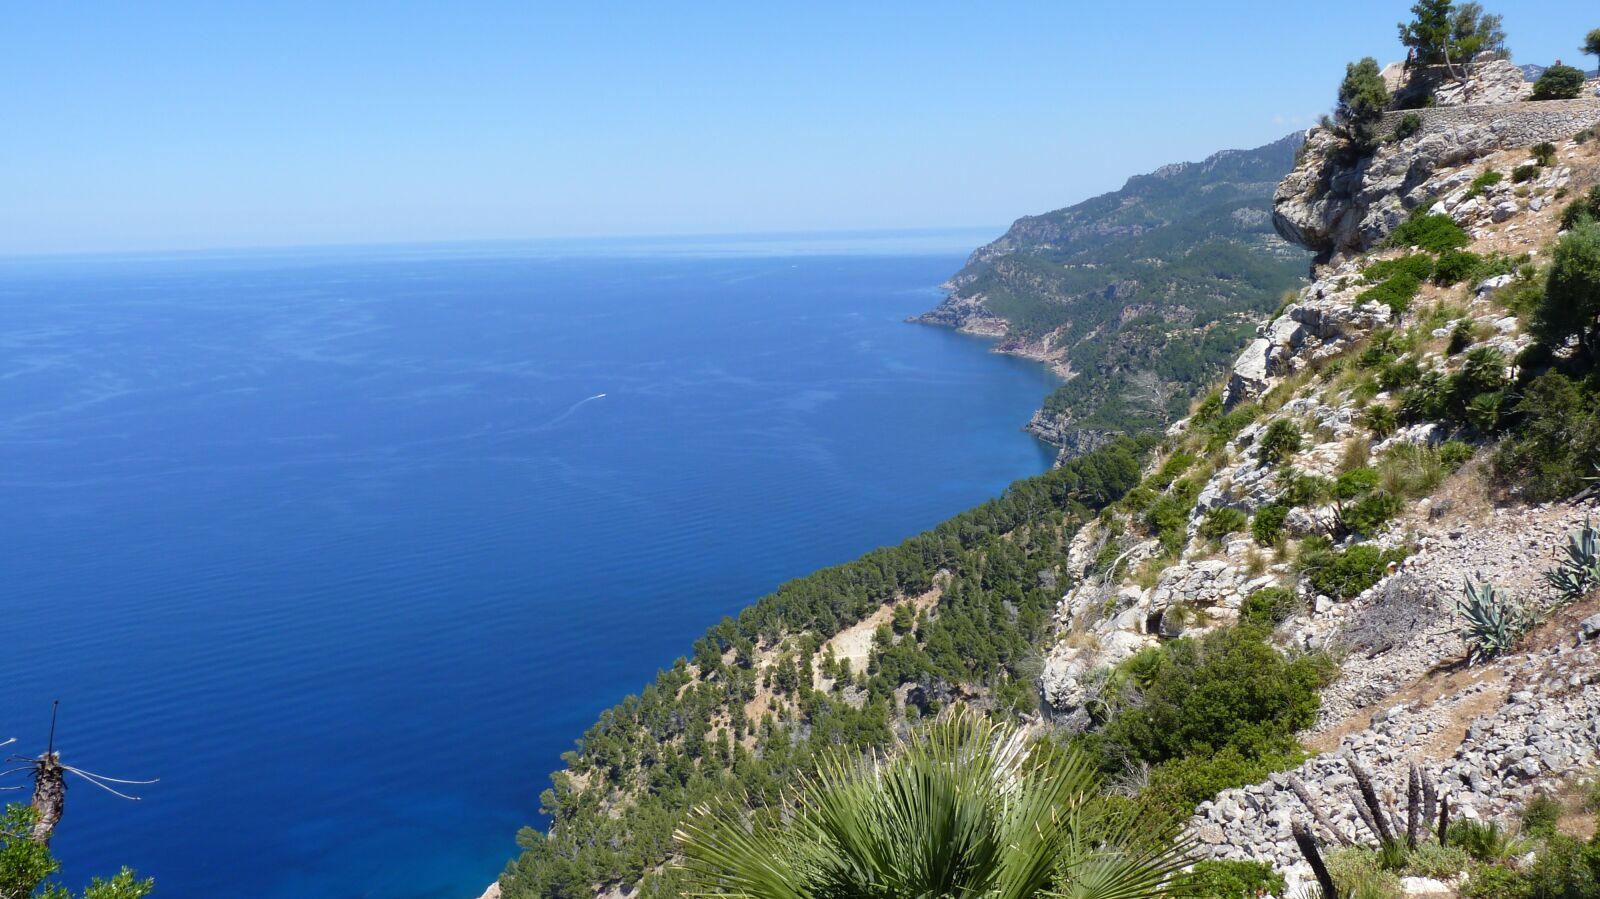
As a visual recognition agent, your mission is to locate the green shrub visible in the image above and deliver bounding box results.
[1326,847,1404,899]
[1138,746,1301,831]
[1257,419,1303,464]
[1377,356,1422,390]
[1337,57,1390,149]
[1363,403,1399,438]
[1198,506,1248,540]
[1178,859,1286,899]
[1502,274,1547,321]
[1302,542,1406,599]
[1503,832,1600,897]
[1465,170,1504,198]
[1447,319,1474,354]
[1403,841,1470,879]
[1093,624,1329,770]
[1390,112,1424,142]
[1399,347,1511,432]
[1335,466,1380,499]
[1560,186,1600,230]
[1149,452,1197,490]
[1459,832,1600,899]
[1456,346,1509,400]
[1532,64,1587,101]
[1400,369,1449,421]
[1438,440,1474,471]
[1364,254,1435,284]
[1449,820,1523,863]
[1251,503,1289,546]
[1278,469,1333,508]
[1531,142,1557,167]
[1464,390,1505,432]
[1388,213,1471,253]
[1359,273,1423,315]
[1493,372,1600,501]
[1534,222,1600,360]
[1340,490,1405,536]
[1358,344,1397,370]
[1433,249,1484,284]
[1190,391,1223,426]
[1241,586,1299,626]
[1146,479,1203,552]
[1511,163,1539,184]
[1521,792,1562,838]
[1206,403,1261,452]
[1460,862,1524,899]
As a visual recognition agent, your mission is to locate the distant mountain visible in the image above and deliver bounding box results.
[916,134,1309,457]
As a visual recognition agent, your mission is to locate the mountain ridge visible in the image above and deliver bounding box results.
[915,134,1310,462]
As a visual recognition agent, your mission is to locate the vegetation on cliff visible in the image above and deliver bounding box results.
[500,438,1154,898]
[923,136,1309,443]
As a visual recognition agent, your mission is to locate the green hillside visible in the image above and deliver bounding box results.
[925,134,1309,441]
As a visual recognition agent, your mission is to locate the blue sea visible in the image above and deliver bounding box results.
[0,232,1058,899]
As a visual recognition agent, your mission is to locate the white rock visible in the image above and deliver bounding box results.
[1401,876,1452,895]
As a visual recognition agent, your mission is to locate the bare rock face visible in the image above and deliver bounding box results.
[1025,410,1118,466]
[910,292,1007,336]
[1272,58,1544,264]
[1273,124,1497,264]
[1224,276,1391,405]
[1393,56,1532,108]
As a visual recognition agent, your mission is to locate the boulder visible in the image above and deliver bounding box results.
[1580,612,1600,642]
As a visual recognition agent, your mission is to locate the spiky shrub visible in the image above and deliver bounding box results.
[1198,506,1248,540]
[1544,519,1600,601]
[1447,820,1525,863]
[1455,579,1532,664]
[676,708,1189,899]
[1257,419,1303,465]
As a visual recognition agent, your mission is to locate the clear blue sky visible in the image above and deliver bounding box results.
[2,0,1590,254]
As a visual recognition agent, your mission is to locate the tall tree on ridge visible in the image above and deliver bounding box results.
[1399,0,1507,78]
[1583,28,1600,78]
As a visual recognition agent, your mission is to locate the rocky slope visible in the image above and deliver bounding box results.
[1030,58,1600,896]
[916,137,1309,461]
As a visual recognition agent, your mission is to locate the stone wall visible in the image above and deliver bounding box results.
[1381,98,1600,148]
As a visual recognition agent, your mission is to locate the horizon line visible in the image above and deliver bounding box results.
[0,224,1011,265]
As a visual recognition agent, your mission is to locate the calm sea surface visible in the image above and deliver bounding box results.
[0,233,1057,898]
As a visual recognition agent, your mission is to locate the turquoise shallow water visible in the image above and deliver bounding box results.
[0,232,1056,898]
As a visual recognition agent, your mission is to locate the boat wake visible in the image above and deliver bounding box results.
[537,393,607,431]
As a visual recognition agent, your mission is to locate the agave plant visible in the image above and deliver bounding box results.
[1455,579,1532,664]
[1544,518,1600,602]
[675,708,1188,899]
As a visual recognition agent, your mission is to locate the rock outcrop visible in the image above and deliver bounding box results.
[1274,58,1600,265]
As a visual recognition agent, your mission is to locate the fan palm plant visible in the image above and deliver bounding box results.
[674,708,1187,899]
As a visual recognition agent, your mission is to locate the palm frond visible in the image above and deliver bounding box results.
[676,706,1189,899]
